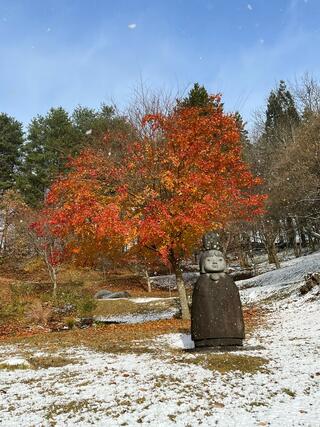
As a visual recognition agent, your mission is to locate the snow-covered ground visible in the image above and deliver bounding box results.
[239,251,320,290]
[95,307,178,324]
[0,253,319,426]
[150,250,320,290]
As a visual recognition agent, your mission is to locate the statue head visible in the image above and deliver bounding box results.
[199,250,226,274]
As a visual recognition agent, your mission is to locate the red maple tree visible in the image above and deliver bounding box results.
[42,96,266,318]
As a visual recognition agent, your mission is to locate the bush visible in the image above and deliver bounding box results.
[65,316,76,329]
[25,300,52,325]
[53,286,97,318]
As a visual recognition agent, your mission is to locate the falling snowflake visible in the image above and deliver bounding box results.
[128,23,137,29]
[85,129,92,135]
[247,3,253,10]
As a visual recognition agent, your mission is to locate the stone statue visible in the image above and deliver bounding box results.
[191,249,245,347]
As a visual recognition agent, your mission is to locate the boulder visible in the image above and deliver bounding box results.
[94,290,131,299]
[300,272,320,295]
[94,290,113,299]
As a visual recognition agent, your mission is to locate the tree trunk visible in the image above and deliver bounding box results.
[300,231,307,248]
[145,269,152,293]
[44,250,58,298]
[175,268,190,320]
[239,249,250,269]
[268,243,281,269]
[265,239,280,269]
[0,211,9,255]
[287,217,299,258]
[52,267,57,298]
[169,251,190,320]
[307,232,316,252]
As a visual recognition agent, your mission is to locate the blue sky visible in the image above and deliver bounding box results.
[0,0,319,127]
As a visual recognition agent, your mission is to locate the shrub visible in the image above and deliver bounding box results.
[25,300,52,325]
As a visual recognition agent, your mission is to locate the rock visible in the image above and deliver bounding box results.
[76,318,93,328]
[94,290,131,299]
[53,304,76,315]
[94,290,113,299]
[300,272,320,295]
[102,291,131,299]
[230,269,255,282]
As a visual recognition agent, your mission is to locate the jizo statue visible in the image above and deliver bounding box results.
[191,249,245,347]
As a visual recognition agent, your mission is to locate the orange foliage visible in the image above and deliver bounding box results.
[41,97,266,268]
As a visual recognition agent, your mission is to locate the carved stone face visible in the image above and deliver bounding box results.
[200,250,226,273]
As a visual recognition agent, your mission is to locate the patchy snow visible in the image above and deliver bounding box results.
[131,297,176,304]
[150,271,198,289]
[0,357,30,368]
[1,252,320,425]
[94,308,178,324]
[238,250,320,290]
[155,333,195,349]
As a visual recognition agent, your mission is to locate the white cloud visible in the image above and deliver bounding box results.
[128,23,137,30]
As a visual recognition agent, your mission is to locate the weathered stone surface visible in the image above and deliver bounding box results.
[300,272,320,295]
[94,290,131,299]
[104,291,131,299]
[94,290,113,299]
[191,250,245,348]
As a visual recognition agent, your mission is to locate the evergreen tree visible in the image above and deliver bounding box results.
[252,81,301,261]
[18,107,79,206]
[72,104,131,147]
[0,113,24,194]
[264,80,300,146]
[255,81,300,178]
[178,83,211,108]
[234,111,252,161]
[177,82,224,116]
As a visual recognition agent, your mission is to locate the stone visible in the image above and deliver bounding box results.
[191,249,245,348]
[94,290,131,299]
[76,317,94,328]
[104,291,131,299]
[299,272,320,295]
[94,290,113,299]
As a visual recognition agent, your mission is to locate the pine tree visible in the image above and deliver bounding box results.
[178,83,211,108]
[264,80,300,146]
[253,81,301,263]
[0,113,24,194]
[18,107,79,206]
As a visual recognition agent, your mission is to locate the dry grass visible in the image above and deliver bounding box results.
[93,297,179,317]
[25,300,52,325]
[182,353,269,374]
[28,355,78,369]
[3,318,190,354]
[1,306,265,356]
